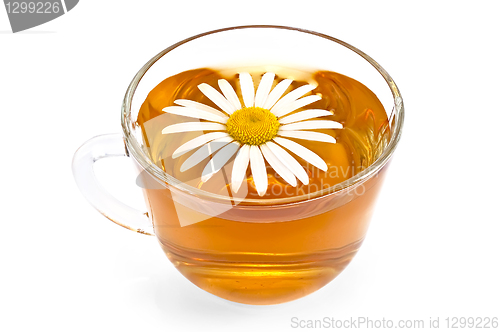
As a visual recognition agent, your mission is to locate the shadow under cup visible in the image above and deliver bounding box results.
[74,26,404,305]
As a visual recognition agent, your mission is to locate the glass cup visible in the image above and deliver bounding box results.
[72,25,404,305]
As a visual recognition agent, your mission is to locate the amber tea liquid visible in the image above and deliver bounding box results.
[137,67,390,304]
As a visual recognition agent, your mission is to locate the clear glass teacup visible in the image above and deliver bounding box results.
[72,26,404,305]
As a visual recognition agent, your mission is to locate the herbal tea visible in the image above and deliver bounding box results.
[136,67,391,304]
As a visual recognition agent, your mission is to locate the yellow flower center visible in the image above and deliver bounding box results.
[226,107,280,145]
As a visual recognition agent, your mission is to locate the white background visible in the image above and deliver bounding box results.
[1,1,499,331]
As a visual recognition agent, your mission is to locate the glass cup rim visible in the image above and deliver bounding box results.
[121,25,404,206]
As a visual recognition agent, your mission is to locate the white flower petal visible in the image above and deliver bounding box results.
[260,144,297,187]
[172,132,229,159]
[231,144,251,193]
[249,145,268,196]
[239,72,255,107]
[278,130,336,143]
[254,72,275,108]
[174,99,228,117]
[180,136,234,172]
[162,106,228,124]
[279,109,333,124]
[262,79,293,109]
[273,137,328,172]
[280,120,343,131]
[265,141,309,185]
[273,95,322,118]
[262,79,292,109]
[198,83,236,115]
[201,142,240,182]
[218,79,241,112]
[270,84,316,114]
[162,122,226,135]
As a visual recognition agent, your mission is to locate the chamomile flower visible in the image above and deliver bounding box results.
[161,72,343,196]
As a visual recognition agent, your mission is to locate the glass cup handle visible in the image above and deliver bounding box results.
[72,133,154,236]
